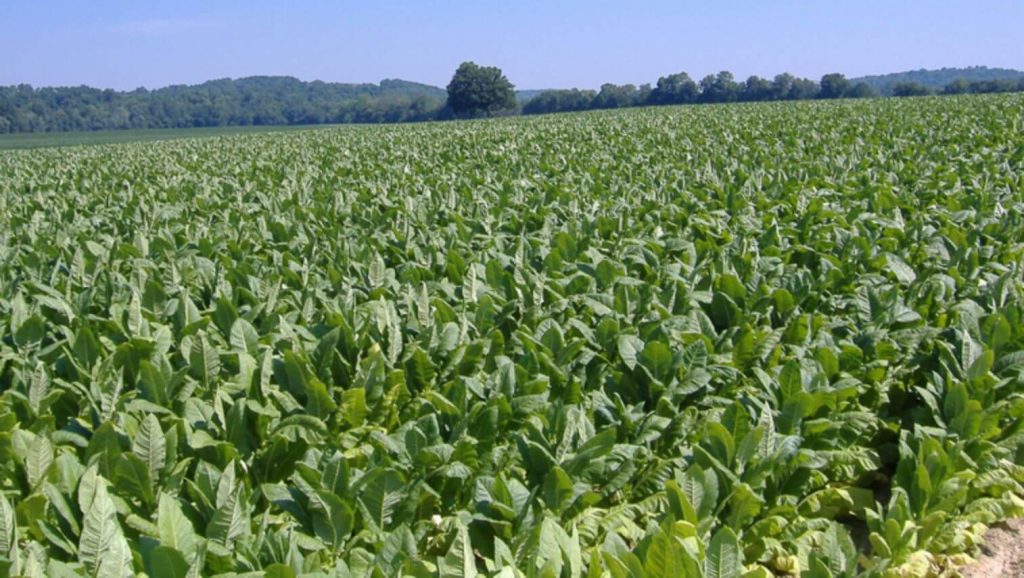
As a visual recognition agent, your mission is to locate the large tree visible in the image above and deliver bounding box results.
[741,75,773,102]
[649,72,698,105]
[819,73,851,99]
[445,62,516,117]
[591,84,641,109]
[698,71,740,103]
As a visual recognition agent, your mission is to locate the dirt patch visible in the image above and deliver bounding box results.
[960,520,1024,578]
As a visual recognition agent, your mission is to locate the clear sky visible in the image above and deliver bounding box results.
[2,0,1022,91]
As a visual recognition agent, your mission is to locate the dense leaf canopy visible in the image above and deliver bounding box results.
[0,94,1023,577]
[445,62,517,118]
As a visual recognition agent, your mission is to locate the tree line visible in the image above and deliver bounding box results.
[854,66,1024,95]
[0,77,445,134]
[2,65,1023,134]
[522,72,1024,115]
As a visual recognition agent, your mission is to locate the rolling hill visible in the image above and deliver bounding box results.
[851,66,1024,95]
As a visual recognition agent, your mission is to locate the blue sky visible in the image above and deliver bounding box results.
[1,1,1022,90]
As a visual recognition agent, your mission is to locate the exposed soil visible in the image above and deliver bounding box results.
[960,520,1024,578]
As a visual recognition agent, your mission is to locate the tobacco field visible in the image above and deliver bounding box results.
[1,94,1023,577]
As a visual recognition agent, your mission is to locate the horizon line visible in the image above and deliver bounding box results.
[2,64,1022,94]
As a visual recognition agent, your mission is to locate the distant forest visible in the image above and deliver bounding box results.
[854,66,1024,95]
[1,66,1022,134]
[0,77,447,133]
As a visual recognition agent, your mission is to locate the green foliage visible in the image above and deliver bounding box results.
[853,65,1024,95]
[819,73,852,99]
[0,94,1023,577]
[0,77,447,134]
[892,82,934,98]
[523,89,598,115]
[446,62,517,118]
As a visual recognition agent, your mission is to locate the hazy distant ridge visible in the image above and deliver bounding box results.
[851,66,1024,95]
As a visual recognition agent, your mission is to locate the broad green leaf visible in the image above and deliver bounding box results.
[405,347,436,391]
[644,525,699,578]
[439,520,477,578]
[114,453,155,506]
[665,480,698,525]
[885,254,917,284]
[78,477,133,578]
[311,490,353,550]
[542,466,574,513]
[158,494,198,562]
[206,488,249,546]
[189,334,220,388]
[618,335,644,370]
[147,546,189,578]
[357,468,406,532]
[639,340,674,383]
[24,434,54,491]
[705,527,741,578]
[132,414,166,484]
[0,494,16,561]
[229,318,260,355]
[265,564,297,578]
